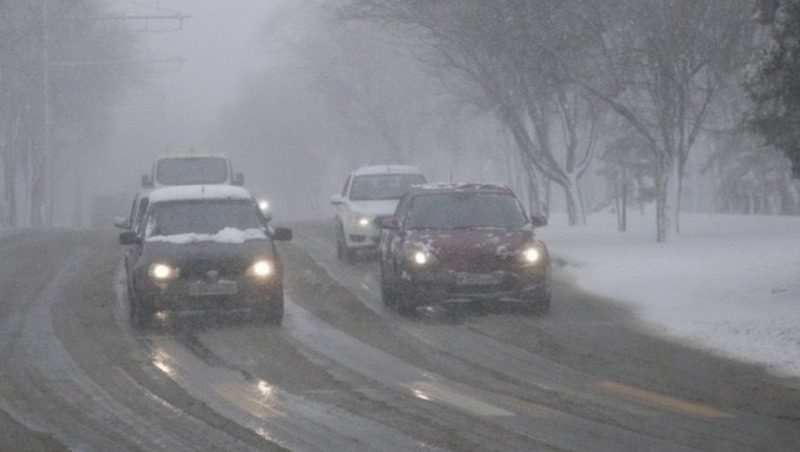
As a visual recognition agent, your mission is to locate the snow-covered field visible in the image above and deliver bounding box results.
[539,211,800,379]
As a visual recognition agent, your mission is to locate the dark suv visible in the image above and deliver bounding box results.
[119,185,291,328]
[378,184,550,314]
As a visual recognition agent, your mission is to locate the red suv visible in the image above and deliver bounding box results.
[378,184,550,314]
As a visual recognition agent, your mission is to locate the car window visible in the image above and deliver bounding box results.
[341,176,351,197]
[146,199,262,237]
[405,192,527,229]
[155,157,228,185]
[349,174,426,201]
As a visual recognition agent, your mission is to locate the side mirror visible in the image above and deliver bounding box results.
[113,216,130,230]
[141,175,153,188]
[377,217,400,230]
[119,231,142,245]
[233,173,245,186]
[531,214,548,228]
[272,227,292,241]
[330,194,344,206]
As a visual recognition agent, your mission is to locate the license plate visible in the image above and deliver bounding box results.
[188,281,238,296]
[455,273,501,286]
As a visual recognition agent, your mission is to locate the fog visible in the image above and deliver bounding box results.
[94,0,280,206]
[1,0,797,237]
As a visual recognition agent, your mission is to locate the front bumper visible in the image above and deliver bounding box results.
[344,224,381,249]
[134,275,282,314]
[400,265,550,306]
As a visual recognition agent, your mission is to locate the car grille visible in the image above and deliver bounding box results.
[180,259,246,280]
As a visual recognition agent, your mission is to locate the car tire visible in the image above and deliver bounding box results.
[380,263,399,308]
[336,226,355,263]
[395,284,418,316]
[130,294,155,329]
[257,290,284,325]
[522,287,550,315]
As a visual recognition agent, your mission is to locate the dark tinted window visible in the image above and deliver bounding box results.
[155,157,228,185]
[146,199,261,236]
[349,174,426,201]
[406,192,527,229]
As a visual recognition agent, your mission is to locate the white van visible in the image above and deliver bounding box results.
[141,153,244,188]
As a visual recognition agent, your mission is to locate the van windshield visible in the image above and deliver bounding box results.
[155,157,228,185]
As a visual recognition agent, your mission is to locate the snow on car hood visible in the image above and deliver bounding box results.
[147,227,266,244]
[348,200,400,217]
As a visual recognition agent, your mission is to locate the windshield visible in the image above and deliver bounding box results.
[349,173,426,201]
[146,199,261,237]
[155,157,229,185]
[406,192,527,229]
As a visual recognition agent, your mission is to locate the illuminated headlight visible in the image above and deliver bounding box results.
[250,260,274,278]
[358,217,371,228]
[148,263,178,281]
[408,250,437,267]
[258,200,270,212]
[520,246,543,265]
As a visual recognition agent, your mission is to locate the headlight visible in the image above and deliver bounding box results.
[408,250,437,267]
[249,260,274,278]
[149,263,178,281]
[519,246,544,265]
[358,217,371,228]
[258,200,270,212]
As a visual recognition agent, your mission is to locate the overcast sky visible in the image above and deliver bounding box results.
[140,0,282,145]
[101,0,284,192]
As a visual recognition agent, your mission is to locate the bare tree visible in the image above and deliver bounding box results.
[347,0,602,224]
[0,0,138,226]
[564,0,753,240]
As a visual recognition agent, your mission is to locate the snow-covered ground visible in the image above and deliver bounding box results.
[538,211,800,379]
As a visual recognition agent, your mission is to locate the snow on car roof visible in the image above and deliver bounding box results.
[351,165,422,176]
[155,149,229,160]
[409,183,513,193]
[148,185,253,204]
[155,154,227,160]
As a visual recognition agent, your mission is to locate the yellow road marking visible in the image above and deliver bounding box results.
[598,381,734,419]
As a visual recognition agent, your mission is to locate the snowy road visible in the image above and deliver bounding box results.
[0,227,798,451]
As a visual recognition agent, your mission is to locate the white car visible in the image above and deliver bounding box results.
[331,165,426,261]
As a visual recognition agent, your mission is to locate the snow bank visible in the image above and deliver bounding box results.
[148,227,265,244]
[538,212,800,378]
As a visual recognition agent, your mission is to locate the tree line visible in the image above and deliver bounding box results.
[0,0,137,226]
[212,0,800,241]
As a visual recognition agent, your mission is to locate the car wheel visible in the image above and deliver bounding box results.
[130,294,155,329]
[522,287,550,315]
[336,226,355,263]
[257,290,284,325]
[396,284,418,316]
[380,263,398,308]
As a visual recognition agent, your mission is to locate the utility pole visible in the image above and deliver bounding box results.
[40,2,189,226]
